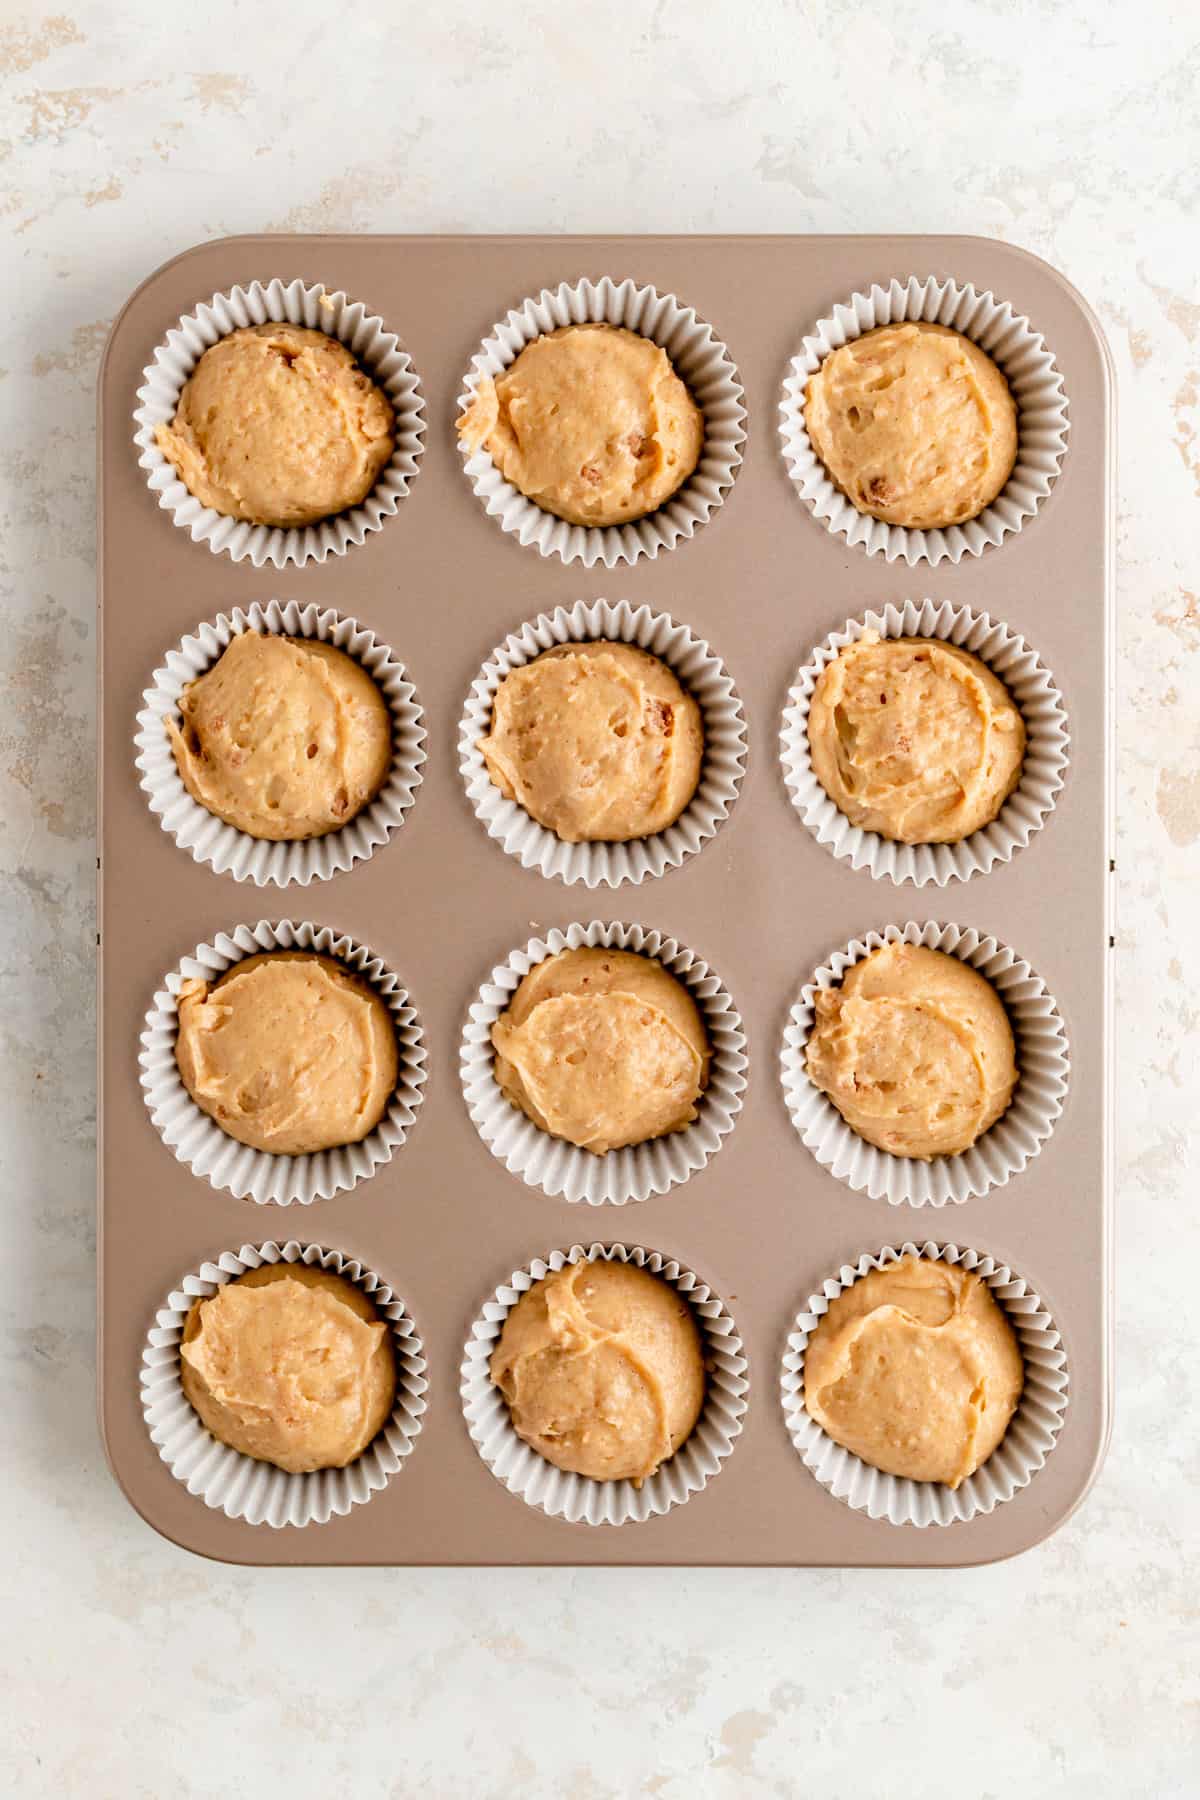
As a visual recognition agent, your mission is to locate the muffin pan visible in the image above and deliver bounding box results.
[98,235,1112,1567]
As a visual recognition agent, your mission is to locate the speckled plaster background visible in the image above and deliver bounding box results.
[2,4,1197,1795]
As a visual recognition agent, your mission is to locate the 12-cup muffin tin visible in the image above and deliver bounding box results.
[97,235,1112,1566]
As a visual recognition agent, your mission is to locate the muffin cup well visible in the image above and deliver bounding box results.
[780,599,1069,887]
[141,1239,427,1529]
[133,278,425,568]
[135,599,426,888]
[461,1242,747,1526]
[779,275,1070,566]
[139,919,427,1205]
[780,1240,1069,1527]
[459,598,747,888]
[455,276,746,568]
[780,920,1069,1207]
[460,920,747,1205]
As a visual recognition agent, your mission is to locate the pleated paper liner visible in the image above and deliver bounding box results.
[780,919,1069,1206]
[780,1240,1069,1527]
[779,275,1069,565]
[135,599,425,887]
[459,597,746,888]
[139,919,427,1205]
[460,919,747,1205]
[141,1239,426,1528]
[133,277,425,567]
[780,598,1068,887]
[456,275,745,567]
[461,1242,748,1526]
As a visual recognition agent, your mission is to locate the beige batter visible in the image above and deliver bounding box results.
[175,951,398,1157]
[491,946,710,1155]
[166,632,392,841]
[479,641,704,843]
[489,1259,705,1483]
[805,942,1018,1159]
[155,323,394,527]
[804,322,1018,529]
[804,1256,1024,1487]
[457,323,703,526]
[181,1263,396,1474]
[807,632,1025,843]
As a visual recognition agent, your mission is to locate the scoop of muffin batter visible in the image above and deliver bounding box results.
[803,1256,1024,1487]
[457,323,703,526]
[805,942,1017,1159]
[489,1259,705,1482]
[181,1263,396,1474]
[155,323,394,527]
[166,632,392,841]
[807,632,1025,843]
[491,946,710,1155]
[479,641,703,843]
[804,322,1018,530]
[175,951,398,1157]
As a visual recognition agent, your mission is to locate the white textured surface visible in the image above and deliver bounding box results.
[1,3,1197,1794]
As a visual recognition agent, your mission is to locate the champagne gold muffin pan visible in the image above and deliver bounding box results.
[98,235,1111,1567]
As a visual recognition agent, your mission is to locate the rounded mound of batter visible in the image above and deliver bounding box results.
[479,641,703,843]
[491,946,710,1155]
[175,951,398,1157]
[180,1263,396,1474]
[804,1256,1024,1487]
[804,322,1018,530]
[457,323,703,527]
[154,323,394,527]
[808,632,1025,843]
[805,942,1017,1159]
[166,632,392,841]
[489,1259,705,1482]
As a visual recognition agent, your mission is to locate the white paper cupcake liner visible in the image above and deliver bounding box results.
[461,920,747,1205]
[133,278,425,567]
[139,920,427,1205]
[779,275,1070,565]
[780,1240,1069,1527]
[781,920,1069,1207]
[135,600,426,888]
[459,599,747,888]
[461,1242,748,1526]
[141,1239,427,1529]
[780,599,1069,887]
[455,276,746,568]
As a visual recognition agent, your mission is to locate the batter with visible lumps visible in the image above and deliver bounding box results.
[805,942,1017,1159]
[180,1263,396,1474]
[491,946,710,1155]
[803,1255,1024,1487]
[490,1259,705,1482]
[166,632,392,841]
[155,323,394,527]
[175,951,398,1157]
[804,322,1018,529]
[807,632,1025,843]
[457,323,703,526]
[479,641,703,843]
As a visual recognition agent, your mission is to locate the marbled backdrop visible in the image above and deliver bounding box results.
[1,4,1196,1796]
